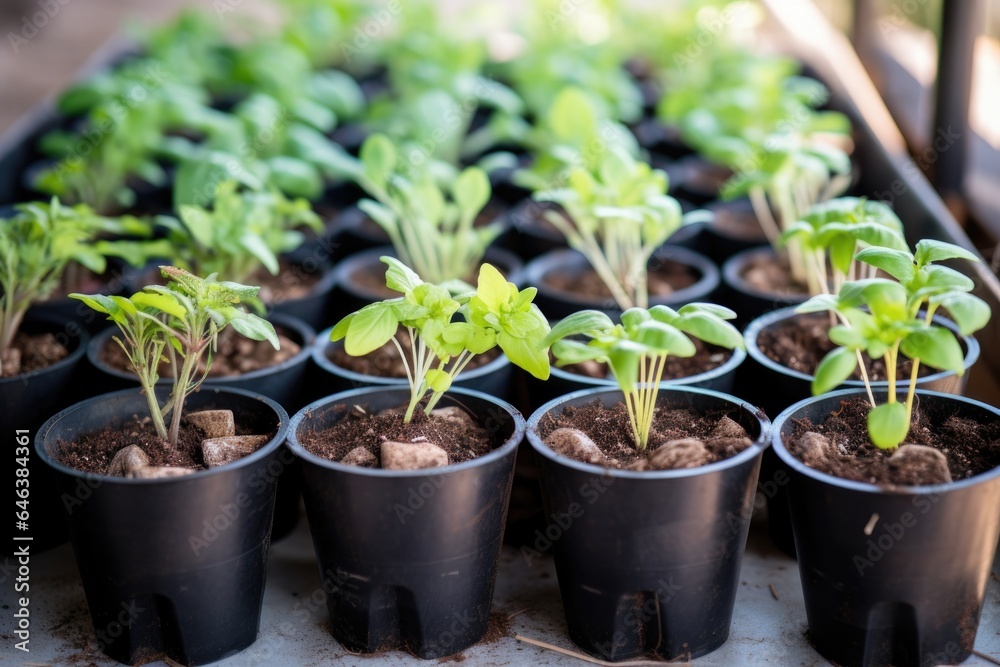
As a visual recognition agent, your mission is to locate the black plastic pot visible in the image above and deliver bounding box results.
[332,245,525,318]
[308,328,513,404]
[1,315,90,553]
[525,386,769,662]
[697,198,768,265]
[632,119,694,160]
[265,258,338,332]
[772,388,1000,667]
[525,346,746,414]
[740,306,979,556]
[663,155,734,205]
[524,246,720,320]
[720,246,809,326]
[85,312,314,541]
[85,312,316,411]
[286,386,525,658]
[35,387,290,666]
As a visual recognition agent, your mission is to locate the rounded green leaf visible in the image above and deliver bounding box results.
[854,247,914,282]
[542,310,614,347]
[453,167,491,221]
[359,134,397,187]
[899,326,965,374]
[934,292,991,336]
[867,402,909,450]
[673,314,744,350]
[811,347,858,395]
[345,302,398,356]
[425,368,452,393]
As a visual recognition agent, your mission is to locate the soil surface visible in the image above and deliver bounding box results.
[738,253,809,296]
[559,339,731,380]
[1,332,70,378]
[537,400,752,469]
[100,327,301,377]
[783,396,1000,485]
[251,260,322,303]
[55,415,267,474]
[329,329,498,377]
[300,402,495,466]
[757,312,940,381]
[544,260,698,301]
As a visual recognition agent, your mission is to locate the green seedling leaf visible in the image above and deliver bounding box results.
[868,402,909,450]
[914,239,979,267]
[933,292,990,336]
[382,256,423,293]
[811,346,857,395]
[542,310,615,347]
[854,247,914,282]
[345,302,399,356]
[899,326,964,374]
[230,312,279,349]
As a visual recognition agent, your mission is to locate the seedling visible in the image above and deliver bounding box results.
[158,180,322,284]
[778,197,908,296]
[332,257,550,422]
[800,240,990,449]
[515,87,638,192]
[72,267,278,447]
[354,134,502,284]
[533,145,685,310]
[0,198,152,376]
[543,304,744,450]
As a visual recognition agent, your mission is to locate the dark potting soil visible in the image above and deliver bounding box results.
[537,400,752,469]
[738,252,808,296]
[544,260,698,301]
[299,402,494,466]
[784,396,1000,485]
[560,338,731,380]
[757,312,937,382]
[55,415,267,474]
[100,327,301,377]
[1,332,69,378]
[330,329,498,377]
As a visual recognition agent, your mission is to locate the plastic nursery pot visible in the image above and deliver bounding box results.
[85,312,316,412]
[308,328,513,404]
[720,246,809,326]
[525,386,770,662]
[524,246,720,320]
[525,346,747,415]
[697,198,768,265]
[85,312,315,542]
[1,315,90,553]
[35,386,290,666]
[265,257,339,332]
[739,306,979,557]
[331,245,526,317]
[771,388,1000,667]
[664,155,734,206]
[286,386,525,659]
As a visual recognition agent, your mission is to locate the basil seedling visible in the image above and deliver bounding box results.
[331,257,550,422]
[800,240,991,449]
[543,303,744,450]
